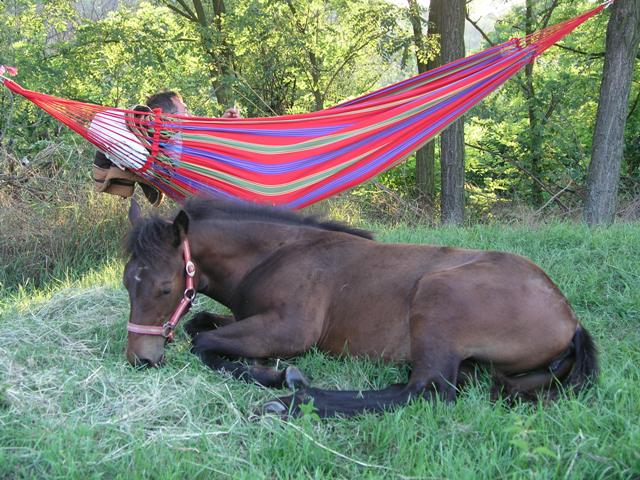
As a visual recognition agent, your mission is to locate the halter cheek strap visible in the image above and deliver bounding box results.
[126,238,196,342]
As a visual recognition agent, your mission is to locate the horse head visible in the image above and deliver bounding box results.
[123,199,192,367]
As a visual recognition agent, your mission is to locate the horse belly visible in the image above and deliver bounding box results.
[318,286,413,361]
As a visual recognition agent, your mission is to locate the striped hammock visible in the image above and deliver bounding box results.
[1,4,606,209]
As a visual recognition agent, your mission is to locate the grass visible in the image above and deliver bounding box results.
[1,222,639,479]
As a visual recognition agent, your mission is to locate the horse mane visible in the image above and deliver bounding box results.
[182,197,374,239]
[124,215,175,263]
[125,198,373,261]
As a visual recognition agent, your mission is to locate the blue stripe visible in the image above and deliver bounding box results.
[287,53,533,208]
[166,123,351,138]
[337,42,515,108]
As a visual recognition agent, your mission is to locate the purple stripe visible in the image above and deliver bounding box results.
[287,54,533,208]
[168,123,351,138]
[337,41,516,108]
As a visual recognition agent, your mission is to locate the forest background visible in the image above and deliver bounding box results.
[0,0,639,289]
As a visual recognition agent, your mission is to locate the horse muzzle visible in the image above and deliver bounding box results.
[126,334,166,367]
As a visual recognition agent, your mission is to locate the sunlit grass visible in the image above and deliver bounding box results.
[1,223,639,478]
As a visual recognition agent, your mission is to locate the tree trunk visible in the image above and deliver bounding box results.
[584,0,640,226]
[439,0,465,224]
[161,1,236,108]
[408,0,439,208]
[524,0,544,207]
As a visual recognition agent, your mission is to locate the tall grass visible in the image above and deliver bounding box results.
[0,140,177,292]
[1,222,639,479]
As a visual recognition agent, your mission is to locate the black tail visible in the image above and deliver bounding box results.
[563,324,599,394]
[492,325,599,402]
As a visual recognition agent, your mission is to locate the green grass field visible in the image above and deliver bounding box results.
[1,222,639,479]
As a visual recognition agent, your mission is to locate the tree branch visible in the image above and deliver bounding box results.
[554,43,605,59]
[465,13,495,46]
[541,93,558,126]
[554,43,640,61]
[192,0,208,26]
[175,0,198,21]
[535,179,573,215]
[539,0,559,30]
[162,2,198,23]
[627,88,640,119]
[322,30,387,99]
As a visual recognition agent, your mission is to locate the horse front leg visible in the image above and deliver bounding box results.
[183,311,236,339]
[190,311,315,390]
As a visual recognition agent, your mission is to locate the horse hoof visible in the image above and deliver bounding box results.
[285,366,310,390]
[260,400,289,417]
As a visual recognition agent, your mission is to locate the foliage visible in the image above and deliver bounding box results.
[216,0,409,115]
[0,0,638,222]
[465,0,640,212]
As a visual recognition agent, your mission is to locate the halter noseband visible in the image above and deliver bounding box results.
[126,238,196,342]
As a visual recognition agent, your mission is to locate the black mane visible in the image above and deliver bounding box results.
[125,198,373,261]
[182,197,374,239]
[124,215,175,263]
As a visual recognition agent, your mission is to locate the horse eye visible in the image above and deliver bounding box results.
[161,286,172,295]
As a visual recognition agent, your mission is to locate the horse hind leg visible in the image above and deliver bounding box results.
[260,352,462,418]
[260,303,465,417]
[260,383,412,418]
[490,325,598,403]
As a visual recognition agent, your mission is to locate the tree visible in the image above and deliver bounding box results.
[279,0,402,112]
[439,0,465,224]
[159,0,237,108]
[584,0,640,225]
[407,0,440,208]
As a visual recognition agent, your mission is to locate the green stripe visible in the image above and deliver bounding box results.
[179,149,378,195]
[181,87,462,155]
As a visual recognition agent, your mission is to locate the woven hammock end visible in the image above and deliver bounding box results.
[0,65,18,80]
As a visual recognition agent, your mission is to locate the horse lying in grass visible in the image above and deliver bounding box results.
[123,198,598,417]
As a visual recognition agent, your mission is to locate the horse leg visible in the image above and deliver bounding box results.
[260,349,461,418]
[261,280,465,417]
[183,312,235,339]
[191,311,316,389]
[185,313,295,385]
[196,349,309,389]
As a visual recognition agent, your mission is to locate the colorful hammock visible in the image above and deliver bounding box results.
[1,3,607,209]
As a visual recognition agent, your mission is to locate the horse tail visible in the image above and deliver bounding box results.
[563,324,599,392]
[491,325,599,402]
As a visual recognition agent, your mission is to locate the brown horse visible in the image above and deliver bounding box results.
[123,197,598,417]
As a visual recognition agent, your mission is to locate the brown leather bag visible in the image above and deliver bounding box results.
[93,153,163,207]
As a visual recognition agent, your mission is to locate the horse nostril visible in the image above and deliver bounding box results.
[135,355,164,368]
[136,358,155,368]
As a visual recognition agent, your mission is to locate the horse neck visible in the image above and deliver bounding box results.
[188,218,308,305]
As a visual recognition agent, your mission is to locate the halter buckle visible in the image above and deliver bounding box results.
[185,260,196,277]
[184,287,196,301]
[163,322,174,338]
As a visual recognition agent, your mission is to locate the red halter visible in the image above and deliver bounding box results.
[126,239,196,342]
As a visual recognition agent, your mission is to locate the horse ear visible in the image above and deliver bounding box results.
[172,210,189,246]
[128,198,142,226]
